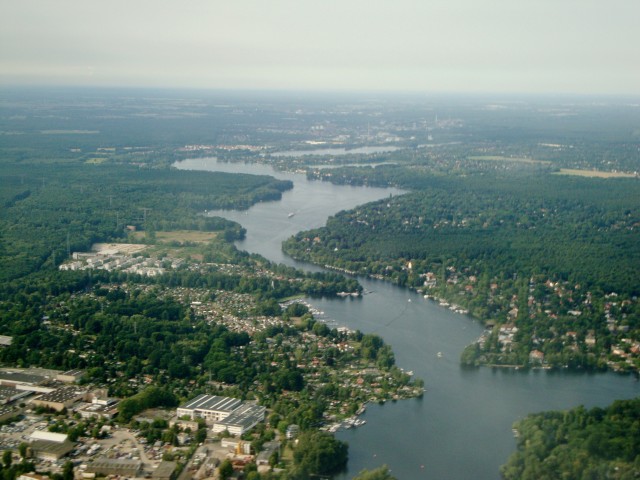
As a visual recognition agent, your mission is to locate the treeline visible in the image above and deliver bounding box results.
[285,173,639,296]
[0,161,291,282]
[501,397,640,479]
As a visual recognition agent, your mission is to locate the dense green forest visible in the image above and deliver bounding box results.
[0,162,291,282]
[284,171,640,370]
[501,398,640,479]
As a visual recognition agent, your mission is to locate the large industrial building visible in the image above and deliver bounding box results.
[177,394,266,436]
[177,394,242,422]
[211,403,266,436]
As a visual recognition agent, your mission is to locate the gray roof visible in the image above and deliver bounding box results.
[0,371,45,385]
[215,403,266,429]
[34,386,85,403]
[85,458,142,475]
[180,394,242,413]
[31,439,75,457]
[152,461,178,479]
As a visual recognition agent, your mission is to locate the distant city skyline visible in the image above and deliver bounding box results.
[1,0,639,96]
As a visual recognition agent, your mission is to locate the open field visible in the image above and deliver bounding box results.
[554,168,637,178]
[467,155,550,165]
[92,243,148,254]
[132,230,219,244]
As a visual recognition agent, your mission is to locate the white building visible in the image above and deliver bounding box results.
[178,395,266,436]
[211,404,266,436]
[177,395,242,423]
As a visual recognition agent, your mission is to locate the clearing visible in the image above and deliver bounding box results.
[554,168,637,179]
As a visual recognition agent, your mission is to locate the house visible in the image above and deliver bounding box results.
[529,350,545,364]
[286,424,299,440]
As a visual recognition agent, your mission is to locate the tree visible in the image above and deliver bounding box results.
[218,459,234,480]
[293,431,348,477]
[352,466,397,480]
[18,443,28,459]
[2,450,12,468]
[62,461,74,480]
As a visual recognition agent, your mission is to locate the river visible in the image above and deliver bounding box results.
[175,158,639,480]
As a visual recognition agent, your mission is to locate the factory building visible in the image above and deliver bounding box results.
[176,394,242,423]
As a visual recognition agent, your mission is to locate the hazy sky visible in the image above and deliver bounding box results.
[1,0,638,95]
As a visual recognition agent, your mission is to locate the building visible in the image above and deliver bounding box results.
[0,370,46,388]
[220,438,251,455]
[77,398,119,420]
[0,336,13,347]
[211,404,266,436]
[85,458,142,477]
[0,406,18,423]
[152,461,177,480]
[18,474,50,480]
[31,386,87,412]
[256,441,280,466]
[56,370,85,383]
[0,386,30,405]
[29,432,74,461]
[177,395,242,423]
[285,424,300,440]
[529,349,545,364]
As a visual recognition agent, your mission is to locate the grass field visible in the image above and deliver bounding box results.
[133,230,219,244]
[467,155,550,165]
[554,168,637,178]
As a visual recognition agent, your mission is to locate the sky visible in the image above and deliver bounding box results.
[1,0,639,95]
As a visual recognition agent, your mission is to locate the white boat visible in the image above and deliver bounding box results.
[288,212,295,218]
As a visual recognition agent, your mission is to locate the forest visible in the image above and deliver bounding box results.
[501,398,640,479]
[0,161,291,282]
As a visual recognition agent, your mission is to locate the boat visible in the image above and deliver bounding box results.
[288,212,295,218]
[437,352,443,358]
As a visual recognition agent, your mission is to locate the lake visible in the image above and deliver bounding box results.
[175,158,639,479]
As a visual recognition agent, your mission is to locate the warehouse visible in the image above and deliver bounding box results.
[211,404,266,436]
[85,458,142,477]
[176,394,242,423]
[31,386,87,412]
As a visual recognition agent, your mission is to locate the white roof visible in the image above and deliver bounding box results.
[30,430,68,443]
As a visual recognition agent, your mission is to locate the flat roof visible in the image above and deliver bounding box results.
[152,461,178,479]
[30,439,74,456]
[86,458,142,474]
[215,403,266,429]
[34,386,85,403]
[180,394,242,413]
[0,371,45,385]
[31,430,68,443]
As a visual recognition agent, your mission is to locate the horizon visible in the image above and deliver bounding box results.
[2,1,639,97]
[3,83,640,102]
